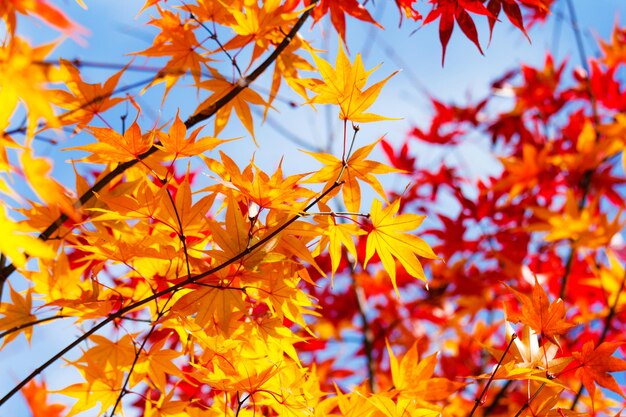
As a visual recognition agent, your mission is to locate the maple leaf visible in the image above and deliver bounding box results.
[309,0,383,44]
[494,143,551,200]
[316,213,365,280]
[171,285,246,334]
[571,341,626,408]
[21,151,80,221]
[0,206,55,269]
[505,278,574,347]
[486,0,530,43]
[423,0,490,65]
[395,0,422,23]
[68,122,154,163]
[298,43,398,122]
[0,0,88,39]
[529,191,623,249]
[77,334,136,372]
[20,380,66,417]
[156,112,228,158]
[144,388,190,417]
[599,20,626,67]
[387,341,465,402]
[136,6,212,94]
[368,393,442,417]
[304,139,400,213]
[51,59,125,127]
[58,363,124,417]
[133,338,183,391]
[0,286,36,347]
[220,0,304,65]
[202,152,313,214]
[364,199,439,294]
[194,74,268,140]
[484,324,572,379]
[550,118,623,173]
[0,37,60,139]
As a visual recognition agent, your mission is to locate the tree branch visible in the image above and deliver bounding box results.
[0,178,340,407]
[0,0,319,294]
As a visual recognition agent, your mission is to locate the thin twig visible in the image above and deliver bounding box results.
[0,315,69,341]
[468,333,517,417]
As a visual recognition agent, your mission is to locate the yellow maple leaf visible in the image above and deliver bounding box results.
[317,214,365,280]
[529,191,623,249]
[304,139,401,213]
[298,42,398,122]
[0,37,60,139]
[0,286,37,347]
[0,206,55,269]
[58,364,124,417]
[364,199,438,294]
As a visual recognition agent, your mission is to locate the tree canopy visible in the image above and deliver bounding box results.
[1,1,626,416]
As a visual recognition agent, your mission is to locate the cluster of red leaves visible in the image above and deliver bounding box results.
[292,17,626,417]
[308,0,555,64]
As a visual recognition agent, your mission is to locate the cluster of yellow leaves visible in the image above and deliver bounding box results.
[0,37,60,139]
[0,2,447,416]
[298,43,398,123]
[529,191,623,248]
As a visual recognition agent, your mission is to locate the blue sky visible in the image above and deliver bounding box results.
[3,1,626,415]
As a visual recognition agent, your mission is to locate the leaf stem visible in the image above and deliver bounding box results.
[468,332,517,417]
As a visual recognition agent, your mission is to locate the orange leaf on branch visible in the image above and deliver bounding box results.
[52,59,126,127]
[505,278,574,347]
[571,341,626,409]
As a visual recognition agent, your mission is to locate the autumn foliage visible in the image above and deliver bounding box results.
[1,1,626,416]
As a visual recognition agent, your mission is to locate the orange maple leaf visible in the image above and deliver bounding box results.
[572,341,626,409]
[194,75,268,140]
[1,0,88,39]
[136,6,212,94]
[69,122,154,163]
[303,139,401,213]
[0,37,60,139]
[156,112,228,158]
[387,341,465,402]
[0,285,37,347]
[21,380,65,417]
[52,59,126,127]
[505,278,575,347]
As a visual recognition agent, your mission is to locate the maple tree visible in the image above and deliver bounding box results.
[1,1,626,417]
